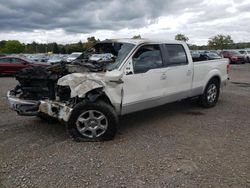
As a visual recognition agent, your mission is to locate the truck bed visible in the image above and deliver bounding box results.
[192,58,229,96]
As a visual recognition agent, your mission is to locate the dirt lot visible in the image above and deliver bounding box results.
[0,64,250,188]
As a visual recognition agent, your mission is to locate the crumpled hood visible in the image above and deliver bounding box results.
[57,73,106,98]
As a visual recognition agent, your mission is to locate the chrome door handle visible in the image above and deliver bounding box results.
[161,73,167,80]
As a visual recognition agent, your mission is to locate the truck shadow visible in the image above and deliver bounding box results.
[119,100,204,134]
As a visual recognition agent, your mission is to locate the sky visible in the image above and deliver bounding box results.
[0,0,250,45]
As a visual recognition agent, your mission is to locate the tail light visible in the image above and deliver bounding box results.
[227,64,230,74]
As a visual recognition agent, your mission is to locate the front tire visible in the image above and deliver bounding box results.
[68,100,118,141]
[200,78,220,108]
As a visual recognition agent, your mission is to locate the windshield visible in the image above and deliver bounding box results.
[84,42,135,71]
[107,43,135,70]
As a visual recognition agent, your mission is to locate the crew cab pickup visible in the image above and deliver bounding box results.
[7,39,229,141]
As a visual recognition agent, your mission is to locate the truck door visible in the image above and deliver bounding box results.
[121,44,168,114]
[161,44,193,100]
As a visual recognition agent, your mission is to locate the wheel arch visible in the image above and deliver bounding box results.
[203,74,221,93]
[85,88,113,106]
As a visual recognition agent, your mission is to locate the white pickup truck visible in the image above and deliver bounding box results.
[7,39,229,141]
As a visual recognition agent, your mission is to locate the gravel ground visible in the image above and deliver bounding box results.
[0,64,250,188]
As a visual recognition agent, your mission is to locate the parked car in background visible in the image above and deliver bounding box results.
[66,52,83,62]
[29,54,49,62]
[89,53,114,62]
[238,49,250,63]
[0,56,49,75]
[48,55,65,64]
[221,50,245,64]
[191,51,200,57]
[208,50,221,56]
[200,53,222,60]
[191,51,222,62]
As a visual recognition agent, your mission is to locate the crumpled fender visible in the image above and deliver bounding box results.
[57,73,105,98]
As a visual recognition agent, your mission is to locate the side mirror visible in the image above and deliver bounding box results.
[104,70,123,84]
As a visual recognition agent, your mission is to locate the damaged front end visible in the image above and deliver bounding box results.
[7,70,106,122]
[38,73,105,121]
[7,40,129,121]
[7,90,74,121]
[38,100,73,122]
[7,66,58,116]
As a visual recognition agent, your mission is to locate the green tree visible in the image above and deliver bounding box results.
[0,40,6,52]
[132,35,141,39]
[175,34,189,42]
[60,46,66,54]
[52,42,59,53]
[83,36,99,50]
[208,34,234,50]
[3,40,24,53]
[77,41,84,51]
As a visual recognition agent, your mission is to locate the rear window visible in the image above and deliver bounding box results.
[165,44,188,66]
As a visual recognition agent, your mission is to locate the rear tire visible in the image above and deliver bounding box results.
[199,78,220,108]
[68,100,118,142]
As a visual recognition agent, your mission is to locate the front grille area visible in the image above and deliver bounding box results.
[57,86,71,101]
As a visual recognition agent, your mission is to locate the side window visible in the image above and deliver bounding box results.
[132,44,163,74]
[0,58,11,63]
[12,58,25,64]
[165,44,188,66]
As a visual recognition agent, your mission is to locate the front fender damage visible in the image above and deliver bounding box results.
[38,73,107,122]
[38,72,123,121]
[57,73,105,98]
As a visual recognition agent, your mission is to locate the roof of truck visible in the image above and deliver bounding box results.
[100,38,186,45]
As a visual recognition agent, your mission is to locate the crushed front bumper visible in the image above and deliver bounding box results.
[7,91,73,121]
[7,91,40,116]
[39,100,73,122]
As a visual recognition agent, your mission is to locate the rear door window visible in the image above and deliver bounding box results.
[165,44,188,66]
